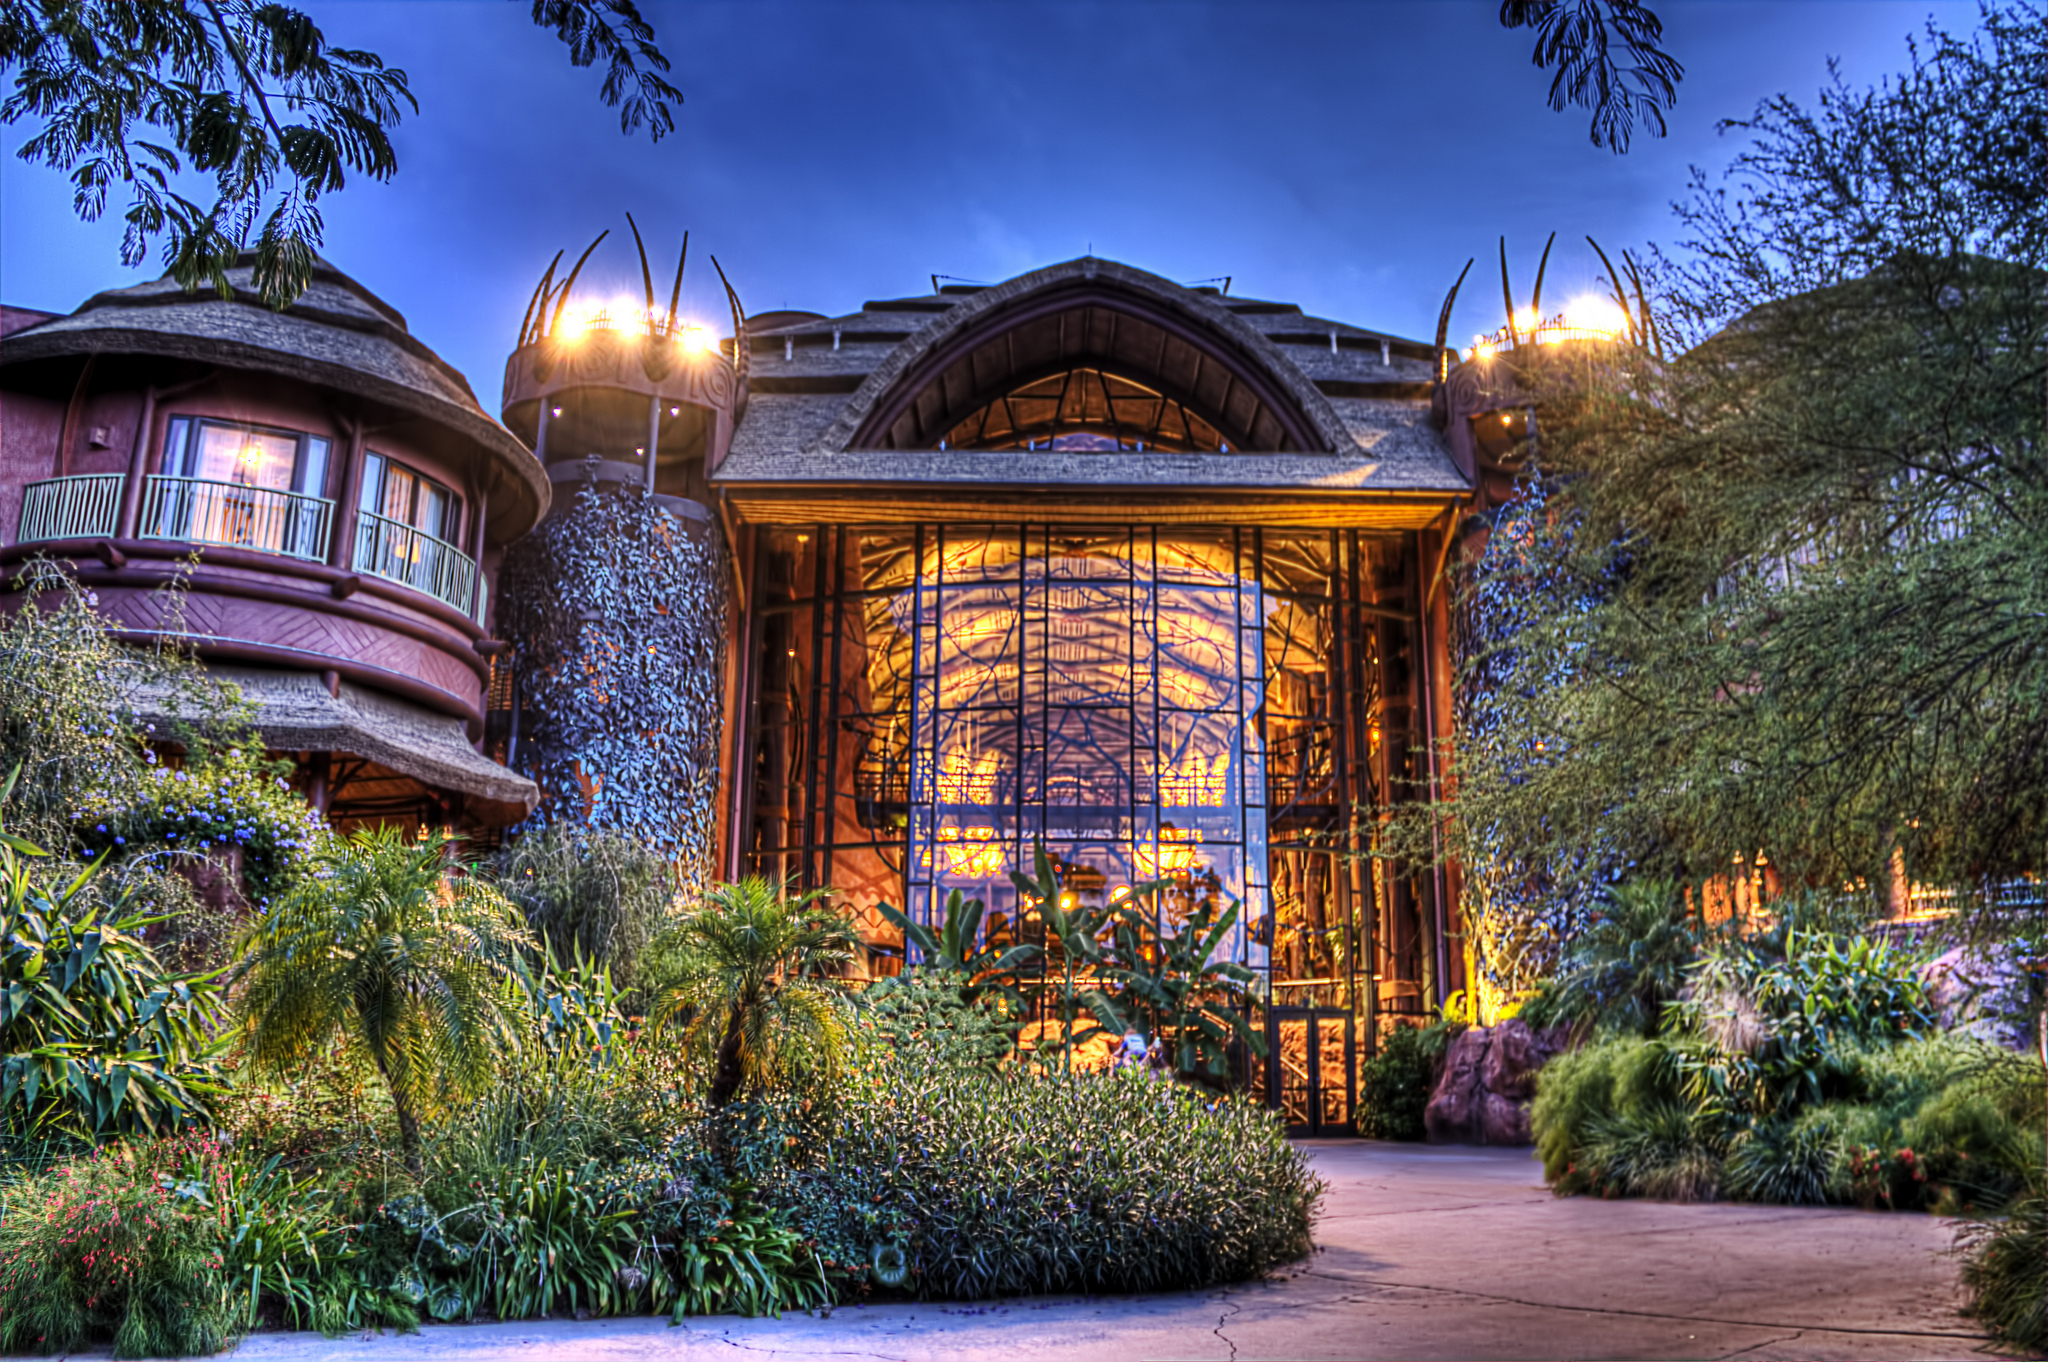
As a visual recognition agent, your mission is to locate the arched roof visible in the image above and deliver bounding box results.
[819,258,1354,455]
[1,255,550,536]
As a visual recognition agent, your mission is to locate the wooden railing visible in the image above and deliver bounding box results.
[16,474,123,543]
[140,476,333,562]
[352,509,479,617]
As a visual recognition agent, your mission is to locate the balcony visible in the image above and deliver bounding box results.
[352,510,480,617]
[17,474,123,543]
[140,476,333,562]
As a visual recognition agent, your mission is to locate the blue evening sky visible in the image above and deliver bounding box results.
[1,1,1977,401]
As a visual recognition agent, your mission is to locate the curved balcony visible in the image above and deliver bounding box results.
[352,510,480,618]
[17,474,123,543]
[141,475,333,562]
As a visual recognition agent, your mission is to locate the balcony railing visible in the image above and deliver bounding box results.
[353,510,479,617]
[140,476,333,562]
[17,474,123,543]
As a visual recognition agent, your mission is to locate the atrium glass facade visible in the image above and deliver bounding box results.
[742,522,1441,1016]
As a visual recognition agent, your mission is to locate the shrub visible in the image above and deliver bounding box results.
[1581,1102,1723,1201]
[1,832,226,1139]
[0,1140,238,1358]
[860,970,1017,1075]
[1722,1111,1838,1205]
[1356,1018,1462,1140]
[74,756,327,910]
[1532,1033,1687,1189]
[791,1052,1320,1299]
[1959,1193,2048,1355]
[489,824,677,995]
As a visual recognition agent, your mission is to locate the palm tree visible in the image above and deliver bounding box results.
[232,826,534,1169]
[656,879,857,1108]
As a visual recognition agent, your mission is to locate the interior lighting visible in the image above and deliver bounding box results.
[669,406,680,416]
[551,406,562,417]
[1501,413,1513,426]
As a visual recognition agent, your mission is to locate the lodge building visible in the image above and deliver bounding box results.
[1,247,1537,1131]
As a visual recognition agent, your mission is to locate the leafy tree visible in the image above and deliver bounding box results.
[1440,2,2047,927]
[1498,1,1684,153]
[0,0,682,307]
[0,812,226,1139]
[231,826,534,1168]
[653,878,856,1108]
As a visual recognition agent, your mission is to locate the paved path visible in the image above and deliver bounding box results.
[207,1142,1991,1362]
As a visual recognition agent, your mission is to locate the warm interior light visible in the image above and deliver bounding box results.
[1501,413,1513,426]
[550,406,562,418]
[669,406,680,416]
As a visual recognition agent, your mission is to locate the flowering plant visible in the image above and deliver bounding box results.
[73,752,329,907]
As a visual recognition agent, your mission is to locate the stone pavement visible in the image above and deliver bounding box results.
[199,1142,1993,1362]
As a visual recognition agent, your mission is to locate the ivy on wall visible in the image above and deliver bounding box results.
[497,480,728,901]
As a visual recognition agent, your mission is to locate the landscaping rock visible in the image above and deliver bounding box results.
[1920,944,2036,1049]
[1424,1019,1571,1145]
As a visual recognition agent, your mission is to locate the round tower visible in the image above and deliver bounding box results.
[493,221,745,889]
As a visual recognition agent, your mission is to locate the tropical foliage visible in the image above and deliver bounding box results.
[1356,1018,1463,1141]
[652,879,857,1109]
[488,821,678,998]
[231,827,533,1165]
[0,819,224,1139]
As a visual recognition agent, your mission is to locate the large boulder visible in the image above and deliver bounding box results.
[1920,945,2036,1049]
[1424,1019,1571,1145]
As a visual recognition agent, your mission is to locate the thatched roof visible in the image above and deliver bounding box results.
[1,256,549,536]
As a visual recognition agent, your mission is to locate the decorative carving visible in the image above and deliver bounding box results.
[497,481,728,897]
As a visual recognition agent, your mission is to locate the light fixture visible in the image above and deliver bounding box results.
[1501,413,1513,426]
[669,406,680,416]
[551,406,562,417]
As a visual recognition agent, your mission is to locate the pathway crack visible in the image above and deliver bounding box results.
[1214,1290,1242,1362]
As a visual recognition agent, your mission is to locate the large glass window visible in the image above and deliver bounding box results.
[743,523,1438,1015]
[153,417,331,557]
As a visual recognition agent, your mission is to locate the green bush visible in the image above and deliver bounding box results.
[790,1052,1320,1299]
[1532,1033,1688,1190]
[1,832,226,1139]
[860,970,1018,1075]
[0,1139,239,1358]
[1356,1018,1462,1140]
[1960,1193,2048,1355]
[489,824,677,996]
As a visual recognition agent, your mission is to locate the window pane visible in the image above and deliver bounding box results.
[161,417,193,475]
[298,437,330,499]
[359,454,386,512]
[418,482,453,539]
[191,423,296,490]
[380,463,417,523]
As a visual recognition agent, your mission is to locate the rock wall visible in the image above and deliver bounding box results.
[1423,1019,1572,1145]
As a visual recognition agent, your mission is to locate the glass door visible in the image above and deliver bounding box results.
[1267,1006,1355,1136]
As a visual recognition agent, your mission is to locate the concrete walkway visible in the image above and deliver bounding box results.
[209,1142,1991,1362]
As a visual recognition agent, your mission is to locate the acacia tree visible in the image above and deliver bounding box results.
[0,0,681,308]
[1437,0,2046,932]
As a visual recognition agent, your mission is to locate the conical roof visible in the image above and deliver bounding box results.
[1,254,549,534]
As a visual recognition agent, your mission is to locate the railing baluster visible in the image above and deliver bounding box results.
[15,474,124,543]
[349,508,478,615]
